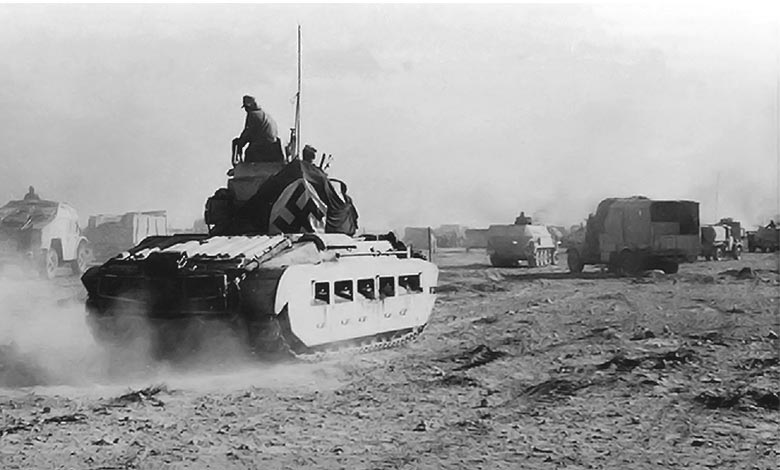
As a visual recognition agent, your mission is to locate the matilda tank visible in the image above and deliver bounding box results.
[485,213,559,268]
[81,144,439,358]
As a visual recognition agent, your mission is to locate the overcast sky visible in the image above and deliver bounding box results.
[0,3,777,232]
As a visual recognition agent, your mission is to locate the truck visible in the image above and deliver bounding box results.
[700,222,742,261]
[485,213,558,267]
[566,197,700,275]
[0,196,91,278]
[84,210,168,263]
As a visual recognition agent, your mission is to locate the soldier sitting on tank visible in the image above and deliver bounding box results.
[23,186,40,201]
[514,211,532,225]
[302,144,317,163]
[232,95,283,164]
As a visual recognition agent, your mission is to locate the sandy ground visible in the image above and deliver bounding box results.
[0,250,778,469]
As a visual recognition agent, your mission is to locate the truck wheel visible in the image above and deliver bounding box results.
[661,260,679,274]
[70,241,92,275]
[619,250,643,276]
[712,247,722,261]
[39,248,59,280]
[567,249,584,273]
[732,246,742,260]
[551,249,559,265]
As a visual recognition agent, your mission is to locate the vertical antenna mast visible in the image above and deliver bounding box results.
[715,171,720,220]
[294,25,302,160]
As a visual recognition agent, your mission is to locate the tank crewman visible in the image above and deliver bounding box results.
[515,211,532,225]
[23,186,40,201]
[302,144,317,163]
[232,95,280,163]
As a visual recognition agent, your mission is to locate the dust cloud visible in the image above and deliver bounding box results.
[0,271,342,396]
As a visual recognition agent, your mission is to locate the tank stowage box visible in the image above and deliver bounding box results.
[486,223,558,267]
[567,197,700,275]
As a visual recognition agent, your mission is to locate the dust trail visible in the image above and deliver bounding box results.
[0,271,347,395]
[0,271,144,388]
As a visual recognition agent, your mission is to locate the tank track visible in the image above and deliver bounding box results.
[277,326,426,363]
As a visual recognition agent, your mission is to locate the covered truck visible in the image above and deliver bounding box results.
[85,211,168,263]
[567,197,700,275]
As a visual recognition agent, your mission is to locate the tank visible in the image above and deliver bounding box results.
[485,214,558,267]
[81,149,439,359]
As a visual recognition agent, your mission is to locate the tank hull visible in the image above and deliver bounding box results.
[82,233,438,358]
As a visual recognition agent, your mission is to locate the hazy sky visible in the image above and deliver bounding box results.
[0,3,777,232]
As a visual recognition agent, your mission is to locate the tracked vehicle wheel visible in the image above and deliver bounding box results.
[490,255,515,268]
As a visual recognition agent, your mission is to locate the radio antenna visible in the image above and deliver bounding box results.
[294,25,302,161]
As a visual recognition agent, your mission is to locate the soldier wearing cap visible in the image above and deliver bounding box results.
[302,144,317,163]
[232,95,280,163]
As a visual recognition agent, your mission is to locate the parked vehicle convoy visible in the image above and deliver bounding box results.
[566,197,700,275]
[486,212,558,267]
[85,210,168,263]
[0,195,91,279]
[700,223,741,260]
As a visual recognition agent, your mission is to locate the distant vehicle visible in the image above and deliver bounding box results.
[434,224,467,248]
[0,198,91,278]
[464,228,488,251]
[486,213,558,267]
[700,223,741,260]
[566,197,700,275]
[84,211,168,263]
[403,227,437,252]
[747,221,780,252]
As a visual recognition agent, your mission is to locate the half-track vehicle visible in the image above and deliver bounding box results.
[566,197,700,275]
[82,133,438,359]
[700,223,741,260]
[486,213,558,267]
[0,196,91,278]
